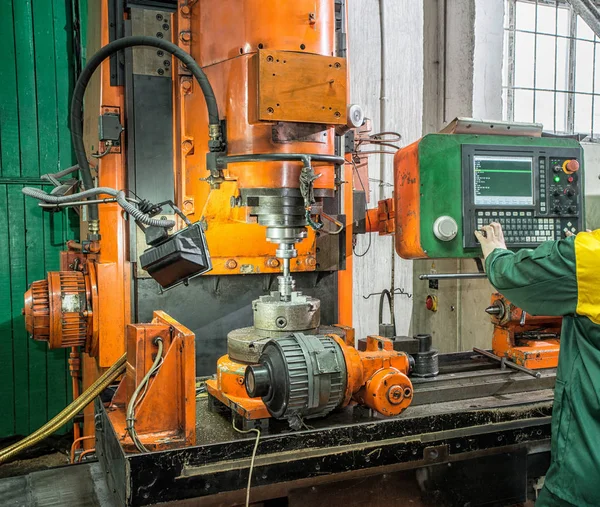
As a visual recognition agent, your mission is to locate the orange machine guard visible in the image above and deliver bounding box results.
[394,140,427,258]
[108,311,196,452]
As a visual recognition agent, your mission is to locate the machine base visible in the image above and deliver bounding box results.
[96,351,557,506]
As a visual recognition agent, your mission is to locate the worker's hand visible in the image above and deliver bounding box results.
[474,222,507,259]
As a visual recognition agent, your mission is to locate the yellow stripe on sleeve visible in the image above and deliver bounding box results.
[575,230,600,325]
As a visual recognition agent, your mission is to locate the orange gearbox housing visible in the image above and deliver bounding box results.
[23,265,98,354]
[335,335,413,416]
[174,0,348,274]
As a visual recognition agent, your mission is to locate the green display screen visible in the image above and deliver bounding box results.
[474,155,533,206]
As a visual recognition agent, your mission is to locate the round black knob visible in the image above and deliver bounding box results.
[567,207,575,214]
[553,207,561,214]
[553,189,561,197]
[245,364,271,398]
[566,188,575,197]
[553,166,562,173]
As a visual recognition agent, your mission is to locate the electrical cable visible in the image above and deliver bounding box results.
[0,353,127,464]
[91,143,113,158]
[70,35,221,222]
[126,338,164,453]
[40,164,80,188]
[232,420,261,507]
[348,159,372,257]
[21,186,175,228]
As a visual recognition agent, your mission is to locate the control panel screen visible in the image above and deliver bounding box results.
[473,156,534,206]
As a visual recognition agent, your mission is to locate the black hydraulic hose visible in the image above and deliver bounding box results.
[70,35,220,221]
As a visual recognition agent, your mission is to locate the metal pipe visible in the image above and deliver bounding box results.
[217,153,345,167]
[473,348,541,379]
[419,273,488,280]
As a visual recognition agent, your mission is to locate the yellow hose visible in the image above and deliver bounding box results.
[0,353,127,464]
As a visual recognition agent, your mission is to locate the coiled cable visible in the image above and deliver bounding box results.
[21,186,175,228]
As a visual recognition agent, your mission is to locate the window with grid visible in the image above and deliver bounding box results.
[503,0,600,138]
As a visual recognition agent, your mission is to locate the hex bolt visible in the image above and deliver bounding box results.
[276,317,288,329]
[225,259,238,270]
[156,13,163,21]
[157,69,164,75]
[265,257,280,268]
[181,79,193,93]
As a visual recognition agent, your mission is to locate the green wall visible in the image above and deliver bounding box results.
[0,0,85,438]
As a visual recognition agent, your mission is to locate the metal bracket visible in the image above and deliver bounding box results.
[423,444,449,464]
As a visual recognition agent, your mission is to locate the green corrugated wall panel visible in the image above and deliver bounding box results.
[0,0,84,438]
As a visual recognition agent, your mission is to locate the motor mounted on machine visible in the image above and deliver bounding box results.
[245,333,414,428]
[23,265,98,354]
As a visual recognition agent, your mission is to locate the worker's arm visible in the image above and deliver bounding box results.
[475,223,578,316]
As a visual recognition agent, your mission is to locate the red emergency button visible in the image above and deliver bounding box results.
[568,176,574,183]
[563,159,580,174]
[425,295,438,312]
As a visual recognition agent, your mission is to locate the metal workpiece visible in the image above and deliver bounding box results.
[226,328,273,363]
[253,291,321,333]
[411,334,439,378]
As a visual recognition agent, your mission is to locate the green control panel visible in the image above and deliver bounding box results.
[395,133,585,259]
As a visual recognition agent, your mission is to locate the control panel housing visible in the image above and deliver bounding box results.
[394,133,585,259]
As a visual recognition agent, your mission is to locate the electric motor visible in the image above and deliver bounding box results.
[245,333,347,429]
[245,333,415,428]
[23,268,98,353]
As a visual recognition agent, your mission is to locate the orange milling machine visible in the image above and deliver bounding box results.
[19,0,419,452]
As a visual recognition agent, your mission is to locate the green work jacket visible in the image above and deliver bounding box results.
[486,231,600,507]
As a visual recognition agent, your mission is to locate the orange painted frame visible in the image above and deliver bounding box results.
[108,311,196,451]
[81,0,131,445]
